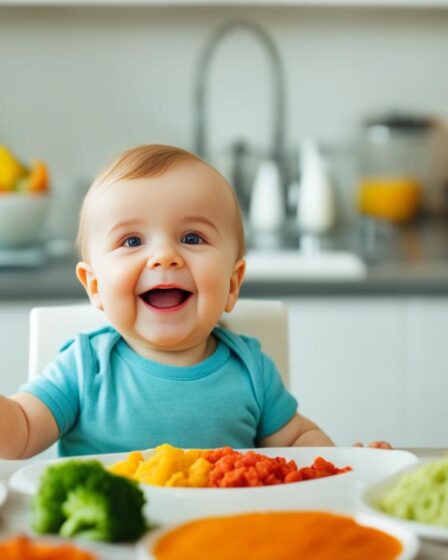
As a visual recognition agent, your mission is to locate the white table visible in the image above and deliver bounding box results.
[1,449,448,559]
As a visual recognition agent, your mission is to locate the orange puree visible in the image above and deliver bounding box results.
[152,511,403,560]
[0,534,97,559]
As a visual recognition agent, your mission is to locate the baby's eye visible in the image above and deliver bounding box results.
[123,236,144,248]
[181,232,204,245]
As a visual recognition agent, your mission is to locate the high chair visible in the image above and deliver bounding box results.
[28,299,289,387]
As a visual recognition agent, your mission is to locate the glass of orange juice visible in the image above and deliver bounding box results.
[357,114,432,223]
[358,176,421,223]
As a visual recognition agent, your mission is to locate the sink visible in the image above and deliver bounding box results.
[244,250,367,281]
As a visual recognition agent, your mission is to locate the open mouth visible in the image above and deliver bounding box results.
[140,288,192,310]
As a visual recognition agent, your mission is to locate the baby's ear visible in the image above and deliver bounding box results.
[225,258,246,313]
[76,262,103,310]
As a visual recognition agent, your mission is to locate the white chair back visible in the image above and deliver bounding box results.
[28,299,289,386]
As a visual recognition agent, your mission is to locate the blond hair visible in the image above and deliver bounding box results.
[76,144,246,261]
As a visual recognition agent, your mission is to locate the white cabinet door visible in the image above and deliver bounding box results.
[286,298,406,446]
[404,298,448,447]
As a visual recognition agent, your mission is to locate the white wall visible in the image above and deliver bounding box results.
[1,5,448,233]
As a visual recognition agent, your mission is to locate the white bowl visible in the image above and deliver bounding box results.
[10,447,417,527]
[136,512,419,560]
[0,193,49,248]
[134,447,416,525]
[361,458,448,542]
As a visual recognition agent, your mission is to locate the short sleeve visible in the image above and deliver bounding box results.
[18,339,82,435]
[257,352,298,439]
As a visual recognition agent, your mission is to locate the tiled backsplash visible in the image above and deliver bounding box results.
[1,5,448,236]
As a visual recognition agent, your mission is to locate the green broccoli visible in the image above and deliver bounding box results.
[31,459,147,542]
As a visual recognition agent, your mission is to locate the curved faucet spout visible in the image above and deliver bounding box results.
[193,20,286,165]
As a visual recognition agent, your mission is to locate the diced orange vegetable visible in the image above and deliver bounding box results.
[203,449,351,488]
[109,450,144,479]
[110,445,351,489]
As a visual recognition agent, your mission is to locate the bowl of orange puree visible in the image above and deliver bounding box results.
[137,510,419,560]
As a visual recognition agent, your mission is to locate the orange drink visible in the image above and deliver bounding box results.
[358,176,421,223]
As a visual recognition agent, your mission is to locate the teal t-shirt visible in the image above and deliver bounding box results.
[20,326,298,456]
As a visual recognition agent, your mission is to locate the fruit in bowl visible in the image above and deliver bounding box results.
[0,145,50,248]
[0,145,49,194]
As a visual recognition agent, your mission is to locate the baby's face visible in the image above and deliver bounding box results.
[77,161,245,356]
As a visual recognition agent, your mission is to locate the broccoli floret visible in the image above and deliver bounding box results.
[32,459,147,542]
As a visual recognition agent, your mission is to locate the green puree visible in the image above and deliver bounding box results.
[380,456,448,527]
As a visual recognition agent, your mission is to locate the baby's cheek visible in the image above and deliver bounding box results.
[199,254,234,282]
[101,281,138,326]
[199,268,229,297]
[106,299,136,331]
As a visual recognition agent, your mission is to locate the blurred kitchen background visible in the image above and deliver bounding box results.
[1,1,448,448]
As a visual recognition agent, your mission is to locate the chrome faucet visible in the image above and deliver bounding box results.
[193,20,287,209]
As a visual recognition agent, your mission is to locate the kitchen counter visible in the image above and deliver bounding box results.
[3,251,448,300]
[0,252,86,300]
[242,260,448,297]
[2,221,448,300]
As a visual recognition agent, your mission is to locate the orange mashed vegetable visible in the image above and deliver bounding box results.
[0,535,97,559]
[152,511,403,560]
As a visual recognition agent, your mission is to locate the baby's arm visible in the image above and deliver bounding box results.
[0,393,58,459]
[259,413,334,447]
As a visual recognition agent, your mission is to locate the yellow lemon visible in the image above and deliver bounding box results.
[0,146,27,191]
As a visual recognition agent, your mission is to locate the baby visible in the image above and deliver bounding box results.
[0,145,388,458]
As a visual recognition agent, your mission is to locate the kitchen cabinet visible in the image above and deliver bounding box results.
[286,298,406,447]
[404,299,448,447]
[286,297,448,448]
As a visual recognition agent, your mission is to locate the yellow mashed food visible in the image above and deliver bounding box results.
[109,444,212,488]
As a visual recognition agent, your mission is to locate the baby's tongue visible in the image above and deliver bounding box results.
[146,288,186,309]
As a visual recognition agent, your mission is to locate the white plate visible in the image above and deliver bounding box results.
[0,481,7,508]
[10,447,417,525]
[136,513,419,560]
[361,458,448,542]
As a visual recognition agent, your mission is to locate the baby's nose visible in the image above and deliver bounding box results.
[146,246,184,269]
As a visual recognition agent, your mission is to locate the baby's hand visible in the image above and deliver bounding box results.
[353,441,393,449]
